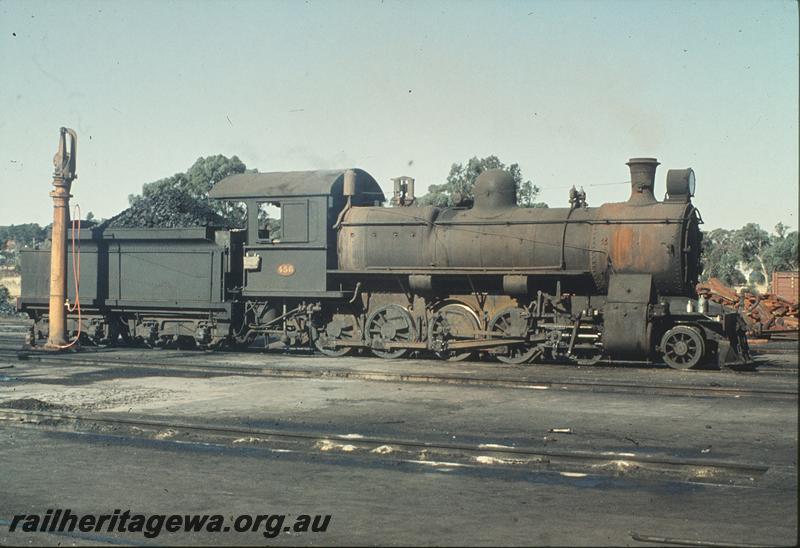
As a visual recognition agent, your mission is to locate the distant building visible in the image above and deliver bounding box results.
[2,238,18,254]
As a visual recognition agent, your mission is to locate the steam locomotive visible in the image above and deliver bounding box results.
[19,158,749,369]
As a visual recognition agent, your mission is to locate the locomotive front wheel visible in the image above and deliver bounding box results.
[430,303,481,362]
[489,307,538,365]
[660,326,705,370]
[367,304,417,359]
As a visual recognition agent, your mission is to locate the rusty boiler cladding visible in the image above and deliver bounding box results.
[338,158,702,297]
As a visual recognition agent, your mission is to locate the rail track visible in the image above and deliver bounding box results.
[1,319,795,354]
[1,318,795,357]
[0,319,796,400]
[0,346,796,401]
[0,407,772,487]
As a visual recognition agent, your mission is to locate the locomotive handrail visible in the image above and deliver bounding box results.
[560,205,576,270]
[437,218,685,225]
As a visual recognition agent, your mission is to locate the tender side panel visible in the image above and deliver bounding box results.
[20,236,101,307]
[21,228,232,313]
[106,232,228,310]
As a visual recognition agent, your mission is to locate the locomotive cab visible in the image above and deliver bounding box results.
[209,169,385,297]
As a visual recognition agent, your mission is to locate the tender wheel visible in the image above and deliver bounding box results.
[175,335,198,350]
[660,326,705,370]
[489,307,538,364]
[367,304,417,359]
[84,317,118,347]
[116,318,135,346]
[430,303,480,361]
[313,307,359,357]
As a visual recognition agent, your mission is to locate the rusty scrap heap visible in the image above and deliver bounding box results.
[696,278,800,338]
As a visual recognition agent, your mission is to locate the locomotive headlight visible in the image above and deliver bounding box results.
[686,170,696,196]
[666,168,695,201]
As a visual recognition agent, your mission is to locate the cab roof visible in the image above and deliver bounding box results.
[209,168,385,202]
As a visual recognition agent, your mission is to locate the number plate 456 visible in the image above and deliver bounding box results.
[277,263,295,276]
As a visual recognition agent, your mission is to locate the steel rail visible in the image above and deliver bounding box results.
[0,408,770,481]
[630,532,775,548]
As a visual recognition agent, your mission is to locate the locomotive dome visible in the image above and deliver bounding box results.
[472,169,517,210]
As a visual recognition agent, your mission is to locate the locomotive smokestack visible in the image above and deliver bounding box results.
[626,157,659,205]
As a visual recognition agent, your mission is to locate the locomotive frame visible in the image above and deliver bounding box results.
[19,159,750,370]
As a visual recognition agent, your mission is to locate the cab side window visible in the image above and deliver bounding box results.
[257,202,281,242]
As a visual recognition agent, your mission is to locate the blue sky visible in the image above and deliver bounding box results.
[0,0,797,231]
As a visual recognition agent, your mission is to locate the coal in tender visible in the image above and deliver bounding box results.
[103,187,230,229]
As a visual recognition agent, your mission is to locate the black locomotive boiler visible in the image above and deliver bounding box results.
[19,158,749,369]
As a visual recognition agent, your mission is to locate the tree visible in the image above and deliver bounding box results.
[417,156,547,208]
[128,155,254,227]
[0,224,48,273]
[735,223,771,286]
[0,285,17,316]
[0,224,47,247]
[700,228,747,286]
[763,223,799,278]
[138,155,247,202]
[700,223,799,292]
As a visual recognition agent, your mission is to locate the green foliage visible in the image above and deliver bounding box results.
[138,155,247,202]
[0,285,16,316]
[128,155,254,227]
[764,226,799,271]
[700,228,747,286]
[0,224,48,272]
[700,223,799,289]
[417,156,547,208]
[0,224,47,247]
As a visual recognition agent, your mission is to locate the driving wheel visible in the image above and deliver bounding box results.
[430,303,481,361]
[489,307,538,364]
[313,307,359,357]
[367,304,417,359]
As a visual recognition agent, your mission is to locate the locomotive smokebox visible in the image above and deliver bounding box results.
[626,157,660,205]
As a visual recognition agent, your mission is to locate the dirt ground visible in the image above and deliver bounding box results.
[0,345,797,546]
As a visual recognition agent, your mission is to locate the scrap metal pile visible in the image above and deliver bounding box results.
[696,278,800,338]
[102,187,230,229]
